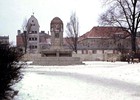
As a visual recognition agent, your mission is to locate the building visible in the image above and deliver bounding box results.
[78,26,131,54]
[16,15,139,61]
[16,15,50,53]
[72,26,133,61]
[0,36,9,44]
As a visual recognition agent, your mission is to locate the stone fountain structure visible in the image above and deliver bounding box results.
[32,17,82,65]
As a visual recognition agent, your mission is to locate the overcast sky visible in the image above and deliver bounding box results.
[0,0,103,45]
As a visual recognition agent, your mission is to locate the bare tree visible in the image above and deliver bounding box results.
[21,18,31,53]
[99,0,140,52]
[66,12,79,53]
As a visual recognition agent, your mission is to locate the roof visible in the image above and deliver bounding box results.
[39,32,51,38]
[79,26,130,41]
[16,31,51,38]
[27,15,40,27]
[50,17,63,24]
[0,36,9,39]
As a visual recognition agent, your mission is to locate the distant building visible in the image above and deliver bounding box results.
[78,26,131,54]
[0,36,9,44]
[16,15,50,53]
[136,31,140,50]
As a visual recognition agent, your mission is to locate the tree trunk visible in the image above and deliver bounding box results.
[74,45,77,53]
[131,35,136,52]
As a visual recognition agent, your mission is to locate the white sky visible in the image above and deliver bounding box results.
[0,0,103,45]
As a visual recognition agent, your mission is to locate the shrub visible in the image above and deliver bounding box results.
[120,54,127,61]
[0,44,23,100]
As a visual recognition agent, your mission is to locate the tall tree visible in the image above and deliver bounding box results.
[99,0,140,52]
[21,18,31,54]
[66,12,79,53]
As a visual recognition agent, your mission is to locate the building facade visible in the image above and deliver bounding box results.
[78,27,131,54]
[0,36,9,44]
[17,15,139,57]
[16,15,50,53]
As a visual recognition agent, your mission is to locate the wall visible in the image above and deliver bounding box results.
[22,53,41,61]
[22,53,121,62]
[72,53,121,61]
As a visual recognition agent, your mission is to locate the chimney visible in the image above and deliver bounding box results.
[17,30,21,35]
[23,31,27,34]
[41,31,45,33]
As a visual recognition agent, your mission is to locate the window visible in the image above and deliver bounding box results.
[35,45,37,48]
[35,38,37,41]
[29,45,37,49]
[29,38,31,41]
[29,37,37,41]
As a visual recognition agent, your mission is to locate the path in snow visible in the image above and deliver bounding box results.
[13,61,140,100]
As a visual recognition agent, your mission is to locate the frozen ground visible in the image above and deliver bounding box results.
[13,61,140,100]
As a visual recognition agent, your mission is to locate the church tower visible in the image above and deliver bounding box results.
[26,14,40,53]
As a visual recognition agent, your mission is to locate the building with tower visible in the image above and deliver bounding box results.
[26,14,40,53]
[16,14,50,53]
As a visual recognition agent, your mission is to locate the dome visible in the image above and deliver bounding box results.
[50,17,63,25]
[27,15,40,27]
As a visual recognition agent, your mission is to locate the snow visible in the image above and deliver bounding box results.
[13,61,140,100]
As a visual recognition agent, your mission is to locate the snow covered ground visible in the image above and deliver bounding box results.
[13,61,140,100]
